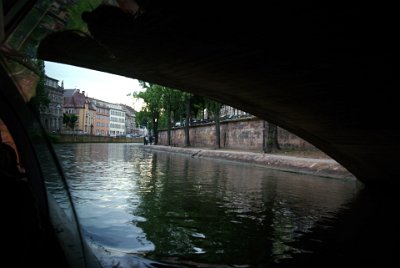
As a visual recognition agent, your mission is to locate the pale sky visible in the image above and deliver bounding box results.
[44,61,144,111]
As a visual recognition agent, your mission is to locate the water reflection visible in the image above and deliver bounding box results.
[131,150,358,266]
[57,144,155,254]
[55,143,361,267]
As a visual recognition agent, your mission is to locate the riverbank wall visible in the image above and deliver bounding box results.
[158,117,318,152]
[52,135,143,143]
[142,145,356,180]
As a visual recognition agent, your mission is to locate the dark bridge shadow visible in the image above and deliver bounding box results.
[37,1,397,186]
[276,186,400,268]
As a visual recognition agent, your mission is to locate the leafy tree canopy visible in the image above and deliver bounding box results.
[29,60,50,115]
[63,113,78,130]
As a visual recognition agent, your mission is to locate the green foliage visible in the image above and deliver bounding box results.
[205,98,222,116]
[66,0,103,31]
[135,110,151,128]
[133,82,209,124]
[29,60,50,115]
[134,81,186,128]
[157,114,169,129]
[135,82,162,114]
[190,95,206,117]
[133,82,225,146]
[63,113,78,130]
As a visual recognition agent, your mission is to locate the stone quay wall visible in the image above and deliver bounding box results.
[158,117,316,151]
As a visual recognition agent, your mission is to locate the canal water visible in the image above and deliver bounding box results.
[50,143,398,267]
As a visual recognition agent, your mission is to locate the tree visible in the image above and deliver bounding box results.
[263,121,280,153]
[205,99,223,149]
[135,81,164,144]
[161,87,184,146]
[134,81,190,146]
[183,93,192,147]
[29,60,50,115]
[135,110,151,130]
[63,113,78,132]
[181,94,206,147]
[133,81,208,146]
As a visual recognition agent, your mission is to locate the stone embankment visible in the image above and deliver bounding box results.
[141,145,355,180]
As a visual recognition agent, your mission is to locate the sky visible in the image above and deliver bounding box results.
[44,61,145,111]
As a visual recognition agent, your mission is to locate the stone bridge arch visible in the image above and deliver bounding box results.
[37,1,396,186]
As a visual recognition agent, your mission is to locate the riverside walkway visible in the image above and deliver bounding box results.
[141,145,355,180]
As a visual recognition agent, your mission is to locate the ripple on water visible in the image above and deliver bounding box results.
[53,144,360,267]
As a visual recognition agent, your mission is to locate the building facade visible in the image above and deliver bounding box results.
[121,104,136,135]
[109,103,125,136]
[61,88,137,136]
[220,105,251,119]
[90,98,110,136]
[84,96,96,135]
[41,75,64,133]
[63,89,86,133]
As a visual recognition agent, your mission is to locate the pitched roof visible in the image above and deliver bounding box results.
[63,89,85,108]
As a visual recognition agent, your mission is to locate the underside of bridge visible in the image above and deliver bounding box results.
[37,1,396,186]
